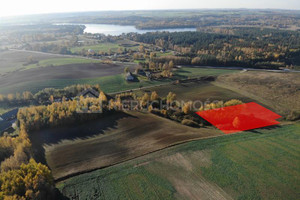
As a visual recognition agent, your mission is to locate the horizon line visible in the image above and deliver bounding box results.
[1,8,300,19]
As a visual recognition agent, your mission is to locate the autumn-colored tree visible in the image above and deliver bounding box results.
[99,91,108,102]
[0,94,5,102]
[169,60,174,69]
[140,93,150,107]
[161,70,173,78]
[15,93,21,101]
[49,95,54,103]
[7,94,15,101]
[117,47,124,54]
[94,84,101,92]
[133,53,140,60]
[17,97,111,131]
[0,159,55,200]
[22,91,33,100]
[182,101,193,114]
[161,109,168,116]
[224,99,243,107]
[139,45,145,53]
[232,116,241,128]
[143,53,148,59]
[191,57,201,65]
[149,61,156,71]
[124,67,129,73]
[167,92,176,105]
[199,99,243,111]
[150,91,159,101]
[163,63,169,70]
[158,63,163,70]
[199,101,224,111]
[148,105,153,112]
[150,52,156,60]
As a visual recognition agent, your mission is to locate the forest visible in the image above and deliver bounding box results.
[128,28,300,69]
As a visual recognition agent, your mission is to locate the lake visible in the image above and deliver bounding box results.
[58,23,197,36]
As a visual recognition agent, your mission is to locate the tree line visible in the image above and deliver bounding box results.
[0,84,102,106]
[127,28,300,69]
[0,90,110,199]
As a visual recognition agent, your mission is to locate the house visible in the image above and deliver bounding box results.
[78,88,100,98]
[125,72,135,81]
[88,49,95,54]
[145,72,152,80]
[134,69,146,76]
[1,108,18,121]
[0,108,19,134]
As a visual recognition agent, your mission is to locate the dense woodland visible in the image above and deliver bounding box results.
[129,28,300,69]
[0,24,84,52]
[1,19,299,70]
[0,121,56,199]
[0,89,109,199]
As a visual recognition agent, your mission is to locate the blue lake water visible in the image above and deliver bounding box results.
[59,23,196,36]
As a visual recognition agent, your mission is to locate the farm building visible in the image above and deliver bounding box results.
[125,72,135,81]
[1,108,18,121]
[88,49,95,54]
[78,88,100,98]
[145,72,152,80]
[0,108,19,135]
[134,69,146,76]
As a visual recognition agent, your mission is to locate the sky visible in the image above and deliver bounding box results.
[0,0,299,17]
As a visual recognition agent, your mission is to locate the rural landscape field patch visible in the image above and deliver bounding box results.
[31,111,221,180]
[58,123,300,200]
[1,9,299,199]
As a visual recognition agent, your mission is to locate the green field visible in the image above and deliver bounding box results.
[174,67,239,79]
[58,123,300,200]
[0,74,169,94]
[71,43,120,53]
[134,82,254,105]
[70,41,140,54]
[0,67,238,95]
[156,51,174,57]
[25,57,101,69]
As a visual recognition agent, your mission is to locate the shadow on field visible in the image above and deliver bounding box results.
[29,111,136,166]
[248,124,281,134]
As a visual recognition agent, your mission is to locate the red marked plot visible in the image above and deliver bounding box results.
[196,102,281,134]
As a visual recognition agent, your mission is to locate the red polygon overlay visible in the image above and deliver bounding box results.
[196,102,281,134]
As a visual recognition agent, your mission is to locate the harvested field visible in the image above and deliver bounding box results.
[24,57,101,70]
[135,81,254,103]
[30,111,221,180]
[216,71,300,115]
[70,40,140,54]
[174,67,239,79]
